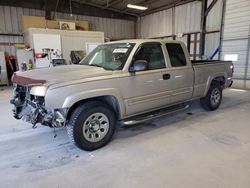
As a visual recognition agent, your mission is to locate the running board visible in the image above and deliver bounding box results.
[120,103,189,126]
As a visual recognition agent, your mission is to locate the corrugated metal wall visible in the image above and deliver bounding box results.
[205,0,223,59]
[138,8,173,38]
[137,0,223,59]
[138,1,202,38]
[204,0,223,59]
[54,12,135,40]
[0,6,135,56]
[221,0,250,81]
[174,1,201,33]
[205,32,220,59]
[0,6,45,55]
[206,0,223,31]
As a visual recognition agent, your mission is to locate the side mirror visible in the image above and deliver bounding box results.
[129,60,148,73]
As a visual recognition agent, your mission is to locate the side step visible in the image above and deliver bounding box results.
[120,103,189,126]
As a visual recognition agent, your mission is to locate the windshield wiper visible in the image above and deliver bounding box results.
[88,64,113,71]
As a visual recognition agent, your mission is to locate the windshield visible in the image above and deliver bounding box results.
[79,43,135,70]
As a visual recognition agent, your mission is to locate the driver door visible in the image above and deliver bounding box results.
[124,42,172,116]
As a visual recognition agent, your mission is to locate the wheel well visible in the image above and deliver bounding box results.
[66,96,121,121]
[211,76,225,88]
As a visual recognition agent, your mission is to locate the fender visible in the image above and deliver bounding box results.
[204,72,227,97]
[62,88,126,117]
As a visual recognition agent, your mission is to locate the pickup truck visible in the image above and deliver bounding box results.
[10,39,234,151]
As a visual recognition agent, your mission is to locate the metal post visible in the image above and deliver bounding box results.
[172,7,175,40]
[244,24,250,88]
[199,0,207,59]
[218,0,226,59]
[187,34,191,53]
[194,34,197,60]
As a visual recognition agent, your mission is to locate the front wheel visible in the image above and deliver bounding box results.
[67,101,116,151]
[200,82,222,111]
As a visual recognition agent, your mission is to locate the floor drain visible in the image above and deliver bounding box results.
[187,112,193,115]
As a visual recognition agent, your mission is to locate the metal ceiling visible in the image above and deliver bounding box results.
[0,0,200,20]
[75,0,201,16]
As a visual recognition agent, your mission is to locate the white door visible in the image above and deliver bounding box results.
[33,34,61,68]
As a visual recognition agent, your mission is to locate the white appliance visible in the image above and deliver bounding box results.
[33,34,62,68]
[24,28,104,65]
[0,51,8,85]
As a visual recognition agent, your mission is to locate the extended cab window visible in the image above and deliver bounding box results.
[133,43,166,70]
[166,43,187,67]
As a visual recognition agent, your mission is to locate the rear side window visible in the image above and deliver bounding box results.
[166,43,187,67]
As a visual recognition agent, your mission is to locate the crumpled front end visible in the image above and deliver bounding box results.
[10,74,67,128]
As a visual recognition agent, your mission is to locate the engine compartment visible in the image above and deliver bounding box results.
[10,84,66,128]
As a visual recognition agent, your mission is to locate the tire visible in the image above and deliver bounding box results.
[200,82,222,111]
[66,101,116,151]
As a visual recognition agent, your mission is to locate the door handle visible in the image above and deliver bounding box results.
[163,73,171,80]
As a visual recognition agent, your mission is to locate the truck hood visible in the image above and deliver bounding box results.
[14,65,113,86]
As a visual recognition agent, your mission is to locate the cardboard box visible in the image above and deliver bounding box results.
[22,16,46,32]
[46,20,59,29]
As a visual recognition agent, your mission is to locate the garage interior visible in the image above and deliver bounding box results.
[0,0,250,187]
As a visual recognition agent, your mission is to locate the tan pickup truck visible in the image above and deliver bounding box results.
[11,39,234,150]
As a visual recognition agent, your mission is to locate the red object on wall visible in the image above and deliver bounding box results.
[35,53,48,58]
[35,53,42,58]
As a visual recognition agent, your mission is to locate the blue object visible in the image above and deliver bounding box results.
[210,47,220,60]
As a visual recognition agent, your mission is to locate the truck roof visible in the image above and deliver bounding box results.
[106,39,184,45]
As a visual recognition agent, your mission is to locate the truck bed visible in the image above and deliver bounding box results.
[191,60,232,65]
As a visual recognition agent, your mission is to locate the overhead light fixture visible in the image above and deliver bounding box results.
[127,4,148,10]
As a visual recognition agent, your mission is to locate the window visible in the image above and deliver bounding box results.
[133,43,166,70]
[166,43,187,67]
[80,43,135,70]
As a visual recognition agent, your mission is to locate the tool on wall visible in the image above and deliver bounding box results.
[35,48,64,67]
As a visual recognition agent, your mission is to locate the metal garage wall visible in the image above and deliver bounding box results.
[138,1,201,39]
[221,0,250,82]
[0,6,45,55]
[0,6,135,56]
[205,32,220,59]
[54,12,135,40]
[206,0,223,31]
[138,8,172,38]
[174,1,201,34]
[204,0,224,60]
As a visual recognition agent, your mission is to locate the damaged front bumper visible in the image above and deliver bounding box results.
[10,84,67,128]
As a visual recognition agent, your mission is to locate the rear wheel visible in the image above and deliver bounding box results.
[67,101,116,151]
[200,82,222,111]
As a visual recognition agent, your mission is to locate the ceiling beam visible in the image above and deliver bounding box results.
[105,0,123,7]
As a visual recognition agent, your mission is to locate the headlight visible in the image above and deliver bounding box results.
[30,86,47,96]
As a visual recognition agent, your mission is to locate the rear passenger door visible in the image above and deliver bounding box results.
[165,43,194,104]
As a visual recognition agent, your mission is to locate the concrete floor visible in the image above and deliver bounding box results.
[0,87,250,188]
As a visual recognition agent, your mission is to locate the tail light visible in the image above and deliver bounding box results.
[229,64,234,77]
